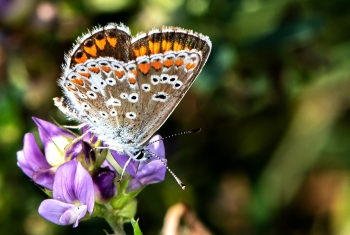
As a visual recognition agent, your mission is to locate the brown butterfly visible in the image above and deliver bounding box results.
[54,23,211,166]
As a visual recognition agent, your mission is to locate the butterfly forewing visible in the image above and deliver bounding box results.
[130,28,210,144]
[55,23,211,151]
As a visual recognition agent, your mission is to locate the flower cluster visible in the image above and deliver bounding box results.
[17,117,166,228]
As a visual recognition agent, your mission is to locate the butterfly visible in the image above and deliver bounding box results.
[54,23,211,165]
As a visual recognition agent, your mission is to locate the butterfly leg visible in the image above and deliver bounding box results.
[117,156,132,182]
[63,123,87,129]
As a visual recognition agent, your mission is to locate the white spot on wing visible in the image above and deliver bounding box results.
[81,103,90,110]
[126,112,136,119]
[151,75,160,85]
[110,109,117,116]
[141,84,151,92]
[128,93,139,103]
[152,92,168,102]
[106,97,121,106]
[87,91,97,99]
[120,93,128,99]
[99,111,108,118]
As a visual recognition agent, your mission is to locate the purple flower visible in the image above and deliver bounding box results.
[17,117,97,190]
[111,135,167,192]
[17,133,54,190]
[93,168,117,204]
[33,117,75,166]
[38,161,94,227]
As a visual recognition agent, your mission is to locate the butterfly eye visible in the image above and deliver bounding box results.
[135,151,145,160]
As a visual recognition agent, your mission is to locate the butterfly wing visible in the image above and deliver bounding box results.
[54,23,211,150]
[55,23,144,148]
[129,27,211,145]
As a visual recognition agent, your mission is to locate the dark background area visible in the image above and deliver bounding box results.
[1,0,350,234]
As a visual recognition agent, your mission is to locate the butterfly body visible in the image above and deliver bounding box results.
[54,23,211,160]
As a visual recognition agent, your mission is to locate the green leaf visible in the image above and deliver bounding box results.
[131,218,143,235]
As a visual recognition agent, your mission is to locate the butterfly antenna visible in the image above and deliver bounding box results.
[147,150,186,190]
[147,128,201,146]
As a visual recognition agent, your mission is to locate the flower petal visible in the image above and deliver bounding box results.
[126,158,167,192]
[72,205,87,228]
[53,161,78,203]
[32,117,75,166]
[93,169,117,204]
[22,133,51,171]
[32,168,56,190]
[65,140,95,165]
[73,162,94,214]
[147,134,165,159]
[38,199,76,226]
[82,126,98,144]
[17,150,33,178]
[138,159,167,184]
[53,161,94,214]
[126,178,143,192]
[110,150,138,177]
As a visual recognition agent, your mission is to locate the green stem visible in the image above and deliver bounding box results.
[105,215,126,235]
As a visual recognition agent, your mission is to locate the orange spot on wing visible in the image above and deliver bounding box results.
[134,48,140,57]
[95,38,106,50]
[88,67,100,73]
[162,40,172,52]
[138,63,150,74]
[175,59,184,67]
[71,78,84,86]
[107,37,117,47]
[149,41,154,53]
[184,45,190,50]
[186,62,197,70]
[174,42,182,51]
[101,66,111,73]
[114,70,125,79]
[164,59,174,68]
[149,41,160,54]
[74,52,88,64]
[139,46,147,56]
[66,85,77,91]
[128,77,137,84]
[153,42,160,54]
[84,45,97,57]
[151,61,162,70]
[130,69,137,76]
[78,72,91,78]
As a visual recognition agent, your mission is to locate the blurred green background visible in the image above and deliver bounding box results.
[1,0,350,234]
